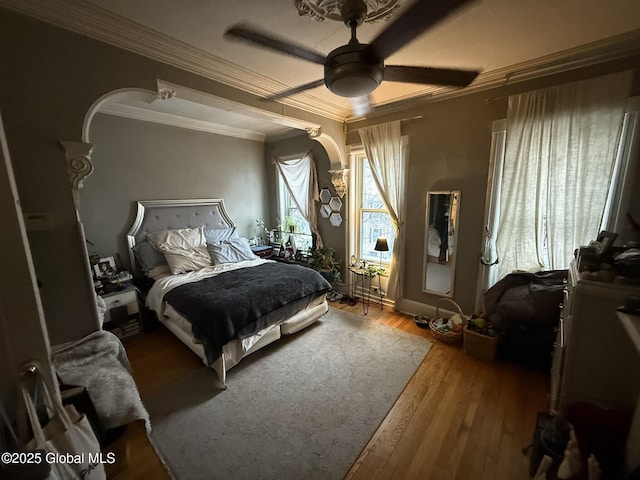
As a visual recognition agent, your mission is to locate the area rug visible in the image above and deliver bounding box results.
[144,307,432,480]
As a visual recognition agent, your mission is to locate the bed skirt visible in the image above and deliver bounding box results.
[159,295,328,384]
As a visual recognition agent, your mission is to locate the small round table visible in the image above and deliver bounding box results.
[348,266,384,315]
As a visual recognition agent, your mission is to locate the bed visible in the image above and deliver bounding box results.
[126,198,331,384]
[427,224,442,259]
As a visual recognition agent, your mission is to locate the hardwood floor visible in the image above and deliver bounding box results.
[113,301,549,480]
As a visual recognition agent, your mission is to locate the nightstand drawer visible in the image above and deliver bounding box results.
[103,289,138,313]
[102,288,139,326]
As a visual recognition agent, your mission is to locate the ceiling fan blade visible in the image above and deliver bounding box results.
[351,95,372,116]
[263,79,326,101]
[384,65,479,87]
[225,24,326,65]
[369,0,476,60]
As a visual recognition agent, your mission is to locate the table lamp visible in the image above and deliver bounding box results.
[374,237,389,267]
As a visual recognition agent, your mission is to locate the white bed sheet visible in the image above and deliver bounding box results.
[161,294,328,384]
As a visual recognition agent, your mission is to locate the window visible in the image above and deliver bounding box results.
[354,153,394,264]
[276,161,312,252]
[479,89,638,300]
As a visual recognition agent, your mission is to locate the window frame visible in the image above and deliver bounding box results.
[274,155,312,251]
[349,149,393,267]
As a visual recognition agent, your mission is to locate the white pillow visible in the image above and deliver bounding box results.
[207,237,258,265]
[163,248,212,274]
[147,227,206,251]
[203,227,238,244]
[147,227,212,274]
[230,237,259,259]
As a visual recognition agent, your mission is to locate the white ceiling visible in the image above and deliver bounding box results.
[3,0,640,137]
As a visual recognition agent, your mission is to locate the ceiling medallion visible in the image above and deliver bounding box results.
[294,0,401,23]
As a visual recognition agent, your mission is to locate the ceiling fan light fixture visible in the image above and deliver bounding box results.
[225,0,481,104]
[326,73,381,98]
[324,43,383,97]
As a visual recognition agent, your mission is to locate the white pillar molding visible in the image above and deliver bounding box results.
[307,129,348,195]
[61,140,95,211]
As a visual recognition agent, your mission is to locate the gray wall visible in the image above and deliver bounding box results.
[0,7,344,348]
[0,4,638,358]
[348,68,640,315]
[80,114,269,271]
[401,95,493,313]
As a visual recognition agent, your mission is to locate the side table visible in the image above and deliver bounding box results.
[348,266,384,315]
[100,284,142,338]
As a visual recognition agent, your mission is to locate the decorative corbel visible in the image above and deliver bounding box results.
[61,141,95,211]
[328,169,349,198]
[157,86,176,100]
[305,127,321,138]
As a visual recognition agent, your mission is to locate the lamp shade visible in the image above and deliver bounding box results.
[374,237,389,252]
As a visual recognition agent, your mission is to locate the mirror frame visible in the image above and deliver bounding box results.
[422,190,460,297]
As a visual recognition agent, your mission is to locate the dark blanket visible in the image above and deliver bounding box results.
[484,270,567,330]
[164,262,331,364]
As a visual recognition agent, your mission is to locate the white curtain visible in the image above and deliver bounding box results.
[274,150,323,247]
[476,122,506,310]
[496,71,632,279]
[358,121,406,300]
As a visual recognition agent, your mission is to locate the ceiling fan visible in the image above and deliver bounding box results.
[224,0,480,114]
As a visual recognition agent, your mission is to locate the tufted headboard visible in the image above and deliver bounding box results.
[126,198,235,272]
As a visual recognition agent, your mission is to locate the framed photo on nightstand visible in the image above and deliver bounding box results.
[93,256,116,278]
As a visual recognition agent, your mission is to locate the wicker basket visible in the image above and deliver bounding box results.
[463,327,497,360]
[428,298,466,344]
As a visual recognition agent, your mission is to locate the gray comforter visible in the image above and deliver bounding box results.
[164,261,331,363]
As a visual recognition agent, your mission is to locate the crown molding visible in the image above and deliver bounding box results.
[2,0,639,124]
[97,103,270,142]
[346,28,640,122]
[88,79,324,142]
[155,79,322,133]
[0,0,348,122]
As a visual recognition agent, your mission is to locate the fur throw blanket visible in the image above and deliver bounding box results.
[52,330,149,431]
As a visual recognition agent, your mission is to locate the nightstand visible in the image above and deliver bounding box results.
[101,284,141,338]
[348,266,385,315]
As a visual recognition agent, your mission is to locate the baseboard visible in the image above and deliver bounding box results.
[350,285,395,309]
[394,297,459,319]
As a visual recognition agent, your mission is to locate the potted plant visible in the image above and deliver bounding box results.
[308,246,341,283]
[284,216,297,233]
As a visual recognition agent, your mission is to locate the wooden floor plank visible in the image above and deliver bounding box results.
[114,301,549,480]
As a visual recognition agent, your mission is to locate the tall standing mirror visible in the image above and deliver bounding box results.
[423,191,460,297]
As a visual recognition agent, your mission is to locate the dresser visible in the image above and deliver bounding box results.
[618,310,640,475]
[551,260,640,415]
